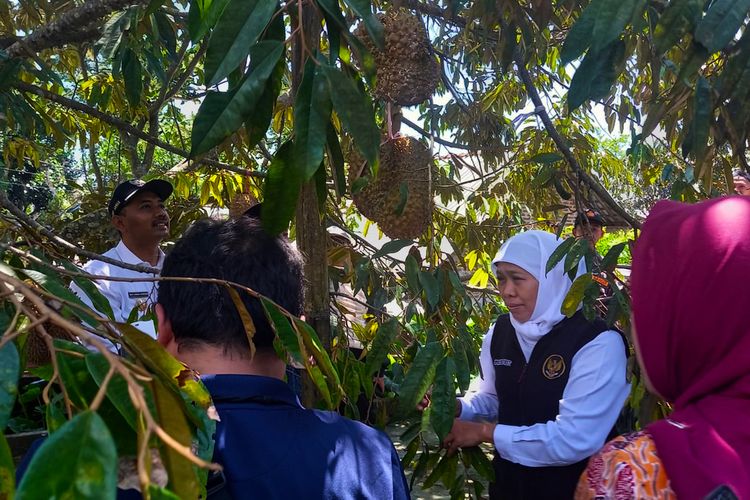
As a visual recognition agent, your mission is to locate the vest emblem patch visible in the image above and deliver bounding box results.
[493,358,512,366]
[542,354,565,379]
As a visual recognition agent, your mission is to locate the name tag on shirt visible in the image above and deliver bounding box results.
[128,291,150,299]
[494,358,512,366]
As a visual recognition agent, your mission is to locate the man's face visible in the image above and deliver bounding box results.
[573,222,604,246]
[734,176,750,196]
[112,191,170,245]
[496,262,539,323]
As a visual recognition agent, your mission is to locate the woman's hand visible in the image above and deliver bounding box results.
[443,419,495,455]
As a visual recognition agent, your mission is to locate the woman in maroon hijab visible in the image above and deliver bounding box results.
[577,196,750,500]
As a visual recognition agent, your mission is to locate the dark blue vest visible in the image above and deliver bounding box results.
[488,311,618,500]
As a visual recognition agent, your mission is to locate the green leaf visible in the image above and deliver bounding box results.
[321,65,380,171]
[148,486,182,500]
[365,319,399,376]
[0,341,19,431]
[0,433,14,499]
[189,0,232,42]
[419,271,440,309]
[591,0,640,53]
[462,447,495,482]
[526,152,564,164]
[16,411,117,500]
[694,0,750,54]
[545,237,575,275]
[261,141,301,235]
[430,357,456,442]
[599,242,626,271]
[561,273,591,317]
[122,47,142,108]
[118,324,212,419]
[204,0,277,86]
[394,182,409,216]
[690,76,712,167]
[294,60,333,181]
[531,164,555,188]
[372,239,414,259]
[85,354,138,429]
[152,379,200,499]
[564,238,589,277]
[405,255,422,294]
[568,40,626,111]
[261,297,303,364]
[560,1,599,64]
[326,122,347,198]
[293,317,342,406]
[653,0,702,54]
[452,333,471,392]
[424,452,457,489]
[45,397,66,433]
[397,342,442,416]
[191,40,284,157]
[245,13,285,149]
[342,0,385,50]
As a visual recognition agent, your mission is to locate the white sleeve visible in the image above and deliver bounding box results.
[492,330,630,466]
[457,326,499,422]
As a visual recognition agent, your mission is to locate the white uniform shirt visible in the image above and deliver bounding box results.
[70,240,164,339]
[458,325,630,467]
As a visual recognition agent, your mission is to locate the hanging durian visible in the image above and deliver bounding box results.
[355,8,440,106]
[350,136,433,239]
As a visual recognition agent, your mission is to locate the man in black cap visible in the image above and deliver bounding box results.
[572,208,605,248]
[70,178,173,339]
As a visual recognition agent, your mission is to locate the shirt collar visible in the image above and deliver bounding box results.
[201,374,300,407]
[115,240,165,270]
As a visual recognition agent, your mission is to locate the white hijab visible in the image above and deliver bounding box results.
[491,230,583,359]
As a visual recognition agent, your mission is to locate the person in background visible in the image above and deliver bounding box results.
[577,197,750,500]
[732,169,750,196]
[156,216,410,499]
[572,209,605,248]
[70,179,172,340]
[442,230,629,499]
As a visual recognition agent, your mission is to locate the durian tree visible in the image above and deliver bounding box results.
[0,0,746,497]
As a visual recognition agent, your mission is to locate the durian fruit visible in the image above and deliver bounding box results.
[22,300,78,367]
[355,8,440,106]
[350,136,433,239]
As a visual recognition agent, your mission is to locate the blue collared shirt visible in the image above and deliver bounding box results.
[203,374,410,499]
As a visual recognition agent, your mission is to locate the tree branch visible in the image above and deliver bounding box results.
[401,117,475,150]
[13,81,265,179]
[6,0,150,58]
[512,52,642,229]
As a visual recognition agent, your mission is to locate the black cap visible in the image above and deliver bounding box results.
[574,209,606,227]
[108,179,173,216]
[733,169,750,182]
[242,202,262,219]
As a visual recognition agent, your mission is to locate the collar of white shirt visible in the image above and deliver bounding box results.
[114,240,165,271]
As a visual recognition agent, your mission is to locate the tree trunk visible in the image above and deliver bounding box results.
[291,3,328,408]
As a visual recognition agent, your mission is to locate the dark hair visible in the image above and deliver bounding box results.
[158,216,304,352]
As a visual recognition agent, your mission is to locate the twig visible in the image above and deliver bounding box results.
[11,82,265,179]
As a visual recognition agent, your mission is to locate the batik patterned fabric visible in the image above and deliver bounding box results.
[576,430,676,499]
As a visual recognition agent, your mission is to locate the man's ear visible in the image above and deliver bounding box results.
[155,303,174,348]
[111,213,125,233]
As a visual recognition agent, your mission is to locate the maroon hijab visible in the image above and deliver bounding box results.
[631,196,750,499]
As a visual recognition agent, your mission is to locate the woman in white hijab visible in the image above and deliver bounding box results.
[443,230,629,500]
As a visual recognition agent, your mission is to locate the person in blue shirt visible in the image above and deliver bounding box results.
[155,215,410,500]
